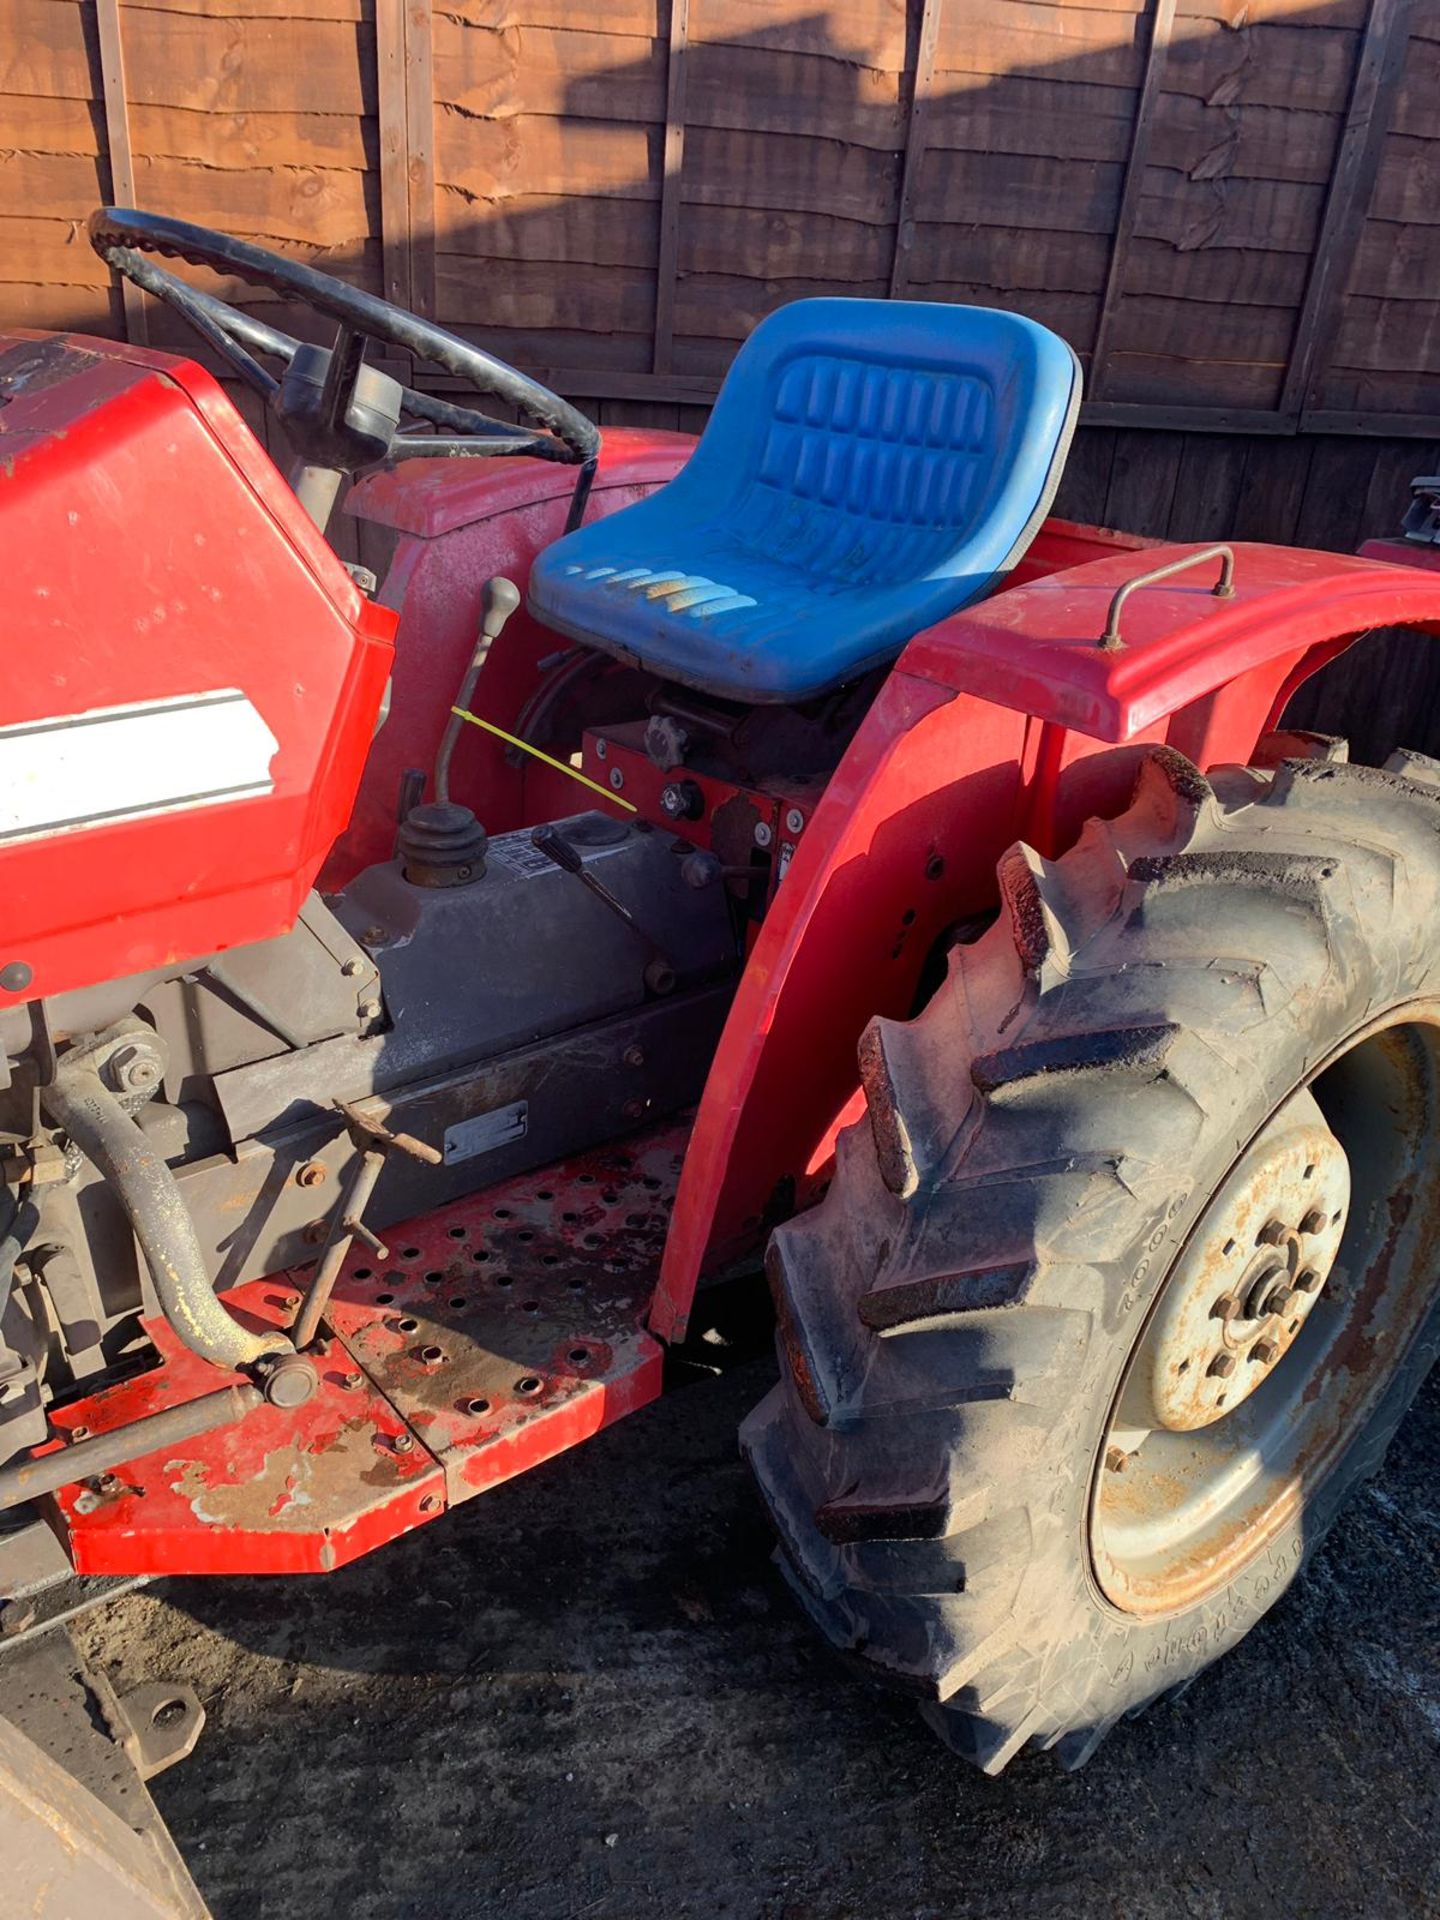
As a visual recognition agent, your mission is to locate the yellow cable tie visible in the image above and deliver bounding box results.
[449,706,638,812]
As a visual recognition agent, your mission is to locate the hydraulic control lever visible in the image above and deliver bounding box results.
[293,1101,443,1349]
[529,825,678,995]
[398,576,521,888]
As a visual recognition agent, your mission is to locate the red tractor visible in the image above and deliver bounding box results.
[4,210,1440,1888]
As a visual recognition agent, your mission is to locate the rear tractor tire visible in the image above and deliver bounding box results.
[743,741,1440,1772]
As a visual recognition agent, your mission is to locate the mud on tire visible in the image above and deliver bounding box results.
[742,743,1440,1772]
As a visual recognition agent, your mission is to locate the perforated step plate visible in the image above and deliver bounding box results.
[47,1123,685,1577]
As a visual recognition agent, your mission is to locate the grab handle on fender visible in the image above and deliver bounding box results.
[1099,544,1236,651]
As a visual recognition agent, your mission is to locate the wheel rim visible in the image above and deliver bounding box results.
[1091,1009,1440,1618]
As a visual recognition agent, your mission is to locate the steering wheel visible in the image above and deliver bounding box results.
[90,207,600,532]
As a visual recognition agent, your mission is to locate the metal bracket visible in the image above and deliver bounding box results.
[109,1679,206,1781]
[1402,475,1440,548]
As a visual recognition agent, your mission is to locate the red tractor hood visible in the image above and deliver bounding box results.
[0,332,396,1010]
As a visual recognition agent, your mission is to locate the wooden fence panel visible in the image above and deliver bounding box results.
[0,0,1436,440]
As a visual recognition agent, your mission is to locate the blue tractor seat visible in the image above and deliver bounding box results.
[528,297,1081,705]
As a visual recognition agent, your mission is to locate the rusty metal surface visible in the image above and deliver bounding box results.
[0,1629,209,1918]
[324,1126,683,1503]
[1094,1013,1440,1618]
[44,1119,688,1578]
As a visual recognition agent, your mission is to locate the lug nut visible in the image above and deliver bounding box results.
[1264,1284,1296,1317]
[1104,1445,1130,1474]
[1207,1352,1237,1379]
[1295,1267,1324,1293]
[1250,1337,1280,1365]
[1256,1219,1289,1247]
[1299,1208,1329,1235]
[1211,1293,1239,1321]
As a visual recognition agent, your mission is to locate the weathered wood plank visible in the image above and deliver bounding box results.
[1089,0,1176,396]
[0,2,377,113]
[432,20,663,123]
[1103,428,1188,535]
[406,0,437,319]
[0,91,376,170]
[1368,133,1440,224]
[1229,434,1316,543]
[652,0,688,374]
[914,149,1124,233]
[1331,293,1440,372]
[1166,433,1250,539]
[1349,218,1437,299]
[1123,235,1312,306]
[377,0,411,307]
[907,224,1113,293]
[1101,352,1285,408]
[1052,425,1118,524]
[889,0,941,298]
[435,118,660,203]
[1281,0,1415,414]
[1106,292,1301,363]
[1161,17,1363,111]
[1134,169,1329,253]
[94,0,146,341]
[933,2,1148,89]
[0,215,111,286]
[925,72,1135,164]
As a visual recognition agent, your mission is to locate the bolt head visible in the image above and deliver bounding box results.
[609,766,625,791]
[341,956,364,978]
[296,1160,328,1189]
[754,821,774,849]
[260,1354,318,1409]
[393,1432,414,1454]
[1104,1445,1130,1474]
[622,1045,645,1069]
[595,737,608,760]
[0,961,33,995]
[1295,1267,1324,1294]
[1250,1337,1280,1365]
[110,1041,162,1092]
[785,807,805,834]
[1265,1284,1297,1317]
[1207,1351,1237,1378]
[358,998,383,1021]
[342,1370,364,1391]
[1299,1208,1329,1235]
[1256,1219,1290,1247]
[1211,1293,1239,1321]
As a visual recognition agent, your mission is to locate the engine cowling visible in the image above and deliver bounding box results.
[0,331,396,1010]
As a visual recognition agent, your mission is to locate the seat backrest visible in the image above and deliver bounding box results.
[669,297,1080,592]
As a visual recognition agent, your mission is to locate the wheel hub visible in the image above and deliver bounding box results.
[1118,1087,1350,1435]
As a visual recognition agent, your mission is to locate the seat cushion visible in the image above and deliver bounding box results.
[529,298,1080,704]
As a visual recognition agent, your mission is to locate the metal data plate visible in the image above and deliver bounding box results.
[443,1099,528,1164]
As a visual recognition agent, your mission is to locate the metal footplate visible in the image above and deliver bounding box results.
[44,1124,685,1576]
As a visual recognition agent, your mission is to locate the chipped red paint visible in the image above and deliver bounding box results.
[53,1281,442,1577]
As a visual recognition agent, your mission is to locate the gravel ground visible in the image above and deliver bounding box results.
[79,1338,1440,1920]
